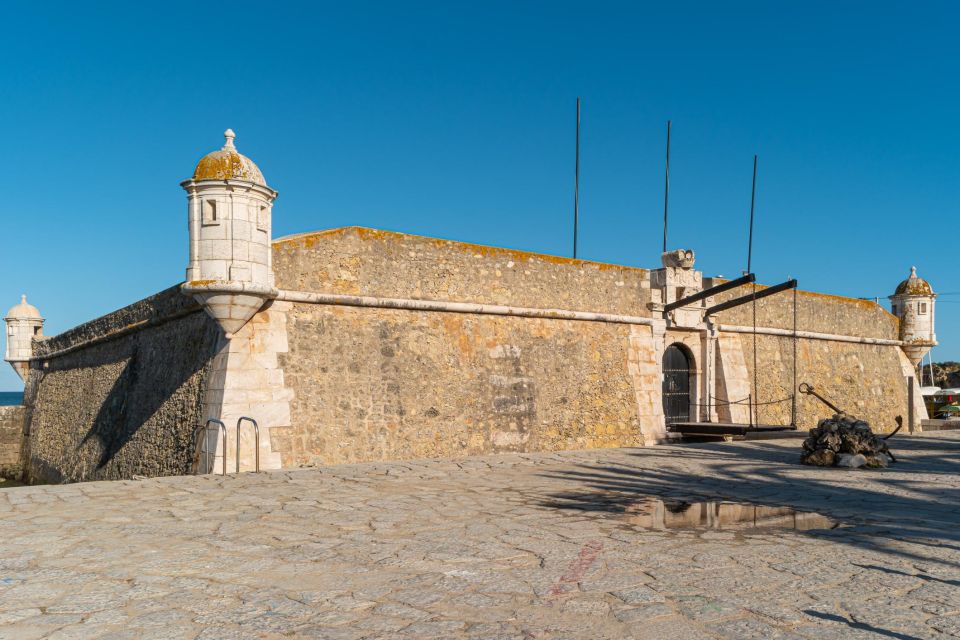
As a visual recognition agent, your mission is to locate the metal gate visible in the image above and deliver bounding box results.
[662,345,691,424]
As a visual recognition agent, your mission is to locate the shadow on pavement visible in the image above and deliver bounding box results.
[533,436,960,566]
[802,610,925,640]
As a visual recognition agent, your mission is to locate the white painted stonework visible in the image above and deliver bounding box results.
[181,130,278,336]
[650,250,706,329]
[715,332,752,424]
[196,300,294,473]
[627,324,668,443]
[889,266,937,366]
[4,295,43,381]
[897,347,930,425]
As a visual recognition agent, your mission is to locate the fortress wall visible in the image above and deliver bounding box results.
[273,227,653,315]
[709,285,911,431]
[13,227,923,481]
[23,287,223,483]
[708,282,898,340]
[0,406,27,479]
[273,304,653,466]
[267,229,661,465]
[732,334,911,431]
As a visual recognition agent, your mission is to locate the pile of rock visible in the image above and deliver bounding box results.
[800,414,893,469]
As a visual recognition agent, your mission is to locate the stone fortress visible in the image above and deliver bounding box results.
[2,131,938,484]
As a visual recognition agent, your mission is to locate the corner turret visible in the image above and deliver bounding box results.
[181,129,278,336]
[889,266,937,366]
[4,295,43,380]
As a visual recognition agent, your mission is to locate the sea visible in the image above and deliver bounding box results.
[0,391,24,406]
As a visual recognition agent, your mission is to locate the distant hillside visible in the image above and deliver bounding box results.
[932,362,960,388]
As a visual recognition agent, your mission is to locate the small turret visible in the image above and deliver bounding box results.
[4,295,43,381]
[180,129,278,336]
[889,266,937,366]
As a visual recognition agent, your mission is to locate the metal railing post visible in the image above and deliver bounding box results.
[194,419,226,476]
[236,420,240,473]
[236,417,260,473]
[908,376,915,435]
[192,426,206,473]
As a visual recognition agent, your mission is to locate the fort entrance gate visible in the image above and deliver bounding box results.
[662,344,691,424]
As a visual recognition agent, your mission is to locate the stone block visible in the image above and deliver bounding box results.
[199,239,232,261]
[232,219,252,242]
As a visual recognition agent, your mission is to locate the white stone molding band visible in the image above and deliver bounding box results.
[276,290,657,327]
[718,324,903,346]
[181,281,278,297]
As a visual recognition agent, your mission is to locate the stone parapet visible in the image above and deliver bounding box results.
[34,286,202,360]
[273,227,653,317]
[707,280,898,341]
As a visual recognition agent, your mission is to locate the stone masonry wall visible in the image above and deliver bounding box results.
[197,300,292,474]
[731,334,911,431]
[709,282,910,432]
[17,227,921,480]
[269,228,658,466]
[24,287,223,483]
[274,304,648,466]
[273,227,653,314]
[0,406,26,479]
[707,281,898,340]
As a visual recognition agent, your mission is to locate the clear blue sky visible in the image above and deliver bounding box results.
[2,1,957,391]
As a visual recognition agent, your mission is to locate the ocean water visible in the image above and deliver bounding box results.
[0,391,24,406]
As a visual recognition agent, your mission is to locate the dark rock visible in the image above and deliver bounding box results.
[799,414,892,468]
[801,448,836,466]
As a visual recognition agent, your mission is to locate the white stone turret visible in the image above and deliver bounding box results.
[4,295,43,381]
[889,266,937,366]
[181,129,278,336]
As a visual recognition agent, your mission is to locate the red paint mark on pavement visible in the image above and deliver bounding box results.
[547,539,604,597]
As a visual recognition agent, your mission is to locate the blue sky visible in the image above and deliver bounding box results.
[1,1,957,390]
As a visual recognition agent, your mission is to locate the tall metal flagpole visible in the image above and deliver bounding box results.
[747,155,758,274]
[663,120,671,254]
[574,97,580,259]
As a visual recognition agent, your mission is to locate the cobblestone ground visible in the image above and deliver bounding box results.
[2,434,960,639]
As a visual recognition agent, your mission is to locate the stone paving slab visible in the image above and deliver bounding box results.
[2,434,960,639]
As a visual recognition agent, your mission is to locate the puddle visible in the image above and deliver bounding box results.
[625,498,839,532]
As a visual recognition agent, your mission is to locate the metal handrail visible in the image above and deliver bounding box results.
[236,417,260,473]
[193,418,226,476]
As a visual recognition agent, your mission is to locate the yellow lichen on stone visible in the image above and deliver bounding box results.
[193,149,265,185]
[274,226,648,275]
[895,280,934,296]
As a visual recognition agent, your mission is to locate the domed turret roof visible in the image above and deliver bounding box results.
[5,295,42,320]
[192,129,266,186]
[894,266,934,296]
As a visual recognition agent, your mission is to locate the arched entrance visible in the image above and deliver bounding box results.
[662,344,691,424]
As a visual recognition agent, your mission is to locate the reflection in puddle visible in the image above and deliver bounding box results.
[626,498,838,531]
